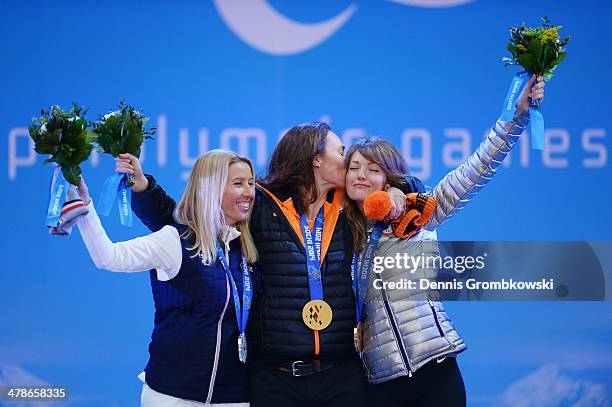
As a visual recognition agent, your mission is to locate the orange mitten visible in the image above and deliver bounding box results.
[363,191,436,239]
[390,193,436,239]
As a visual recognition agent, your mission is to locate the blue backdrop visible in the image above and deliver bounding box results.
[1,1,611,405]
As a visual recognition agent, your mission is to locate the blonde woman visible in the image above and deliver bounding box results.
[75,150,258,406]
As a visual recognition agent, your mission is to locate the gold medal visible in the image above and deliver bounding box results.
[302,300,333,331]
[354,322,363,353]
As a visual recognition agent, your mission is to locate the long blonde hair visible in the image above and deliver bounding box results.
[173,150,258,264]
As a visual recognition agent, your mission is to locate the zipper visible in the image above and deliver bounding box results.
[205,271,231,403]
[428,299,446,338]
[380,286,414,376]
[258,186,327,356]
[428,299,455,349]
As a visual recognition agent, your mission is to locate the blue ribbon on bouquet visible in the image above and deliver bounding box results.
[45,165,70,227]
[529,105,545,151]
[499,69,544,150]
[97,172,133,226]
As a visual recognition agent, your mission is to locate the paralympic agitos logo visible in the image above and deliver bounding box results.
[212,0,476,56]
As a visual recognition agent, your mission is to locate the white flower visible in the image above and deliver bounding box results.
[103,111,121,120]
[66,116,80,122]
[39,124,47,134]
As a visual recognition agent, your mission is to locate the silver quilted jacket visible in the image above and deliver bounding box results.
[360,111,530,384]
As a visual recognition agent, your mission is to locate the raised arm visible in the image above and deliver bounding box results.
[115,153,177,232]
[425,75,544,230]
[75,178,181,281]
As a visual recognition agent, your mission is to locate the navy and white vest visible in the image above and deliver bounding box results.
[143,224,257,404]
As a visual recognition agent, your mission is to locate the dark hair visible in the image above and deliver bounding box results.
[342,136,410,252]
[260,121,331,214]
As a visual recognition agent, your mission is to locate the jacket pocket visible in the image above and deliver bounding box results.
[428,300,445,338]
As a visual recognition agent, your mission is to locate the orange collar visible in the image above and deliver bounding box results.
[258,184,343,266]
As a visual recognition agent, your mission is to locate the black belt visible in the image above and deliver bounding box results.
[277,360,336,377]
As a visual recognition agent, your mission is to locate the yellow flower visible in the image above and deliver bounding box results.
[540,27,560,46]
[517,44,527,52]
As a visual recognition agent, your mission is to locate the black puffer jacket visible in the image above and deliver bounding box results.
[248,185,356,365]
[132,177,358,367]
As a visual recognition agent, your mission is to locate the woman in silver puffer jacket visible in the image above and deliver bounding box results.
[343,75,545,406]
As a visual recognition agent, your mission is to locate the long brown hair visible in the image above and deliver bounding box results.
[259,121,330,214]
[343,136,410,253]
[174,150,258,264]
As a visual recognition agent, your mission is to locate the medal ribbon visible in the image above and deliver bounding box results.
[300,207,325,301]
[351,222,385,323]
[216,244,252,337]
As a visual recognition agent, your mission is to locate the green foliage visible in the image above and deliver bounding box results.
[505,16,570,76]
[28,103,95,185]
[93,100,155,158]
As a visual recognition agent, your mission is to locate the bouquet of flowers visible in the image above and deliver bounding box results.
[29,104,95,186]
[93,101,155,226]
[500,17,570,150]
[93,100,155,182]
[29,104,95,233]
[504,16,570,81]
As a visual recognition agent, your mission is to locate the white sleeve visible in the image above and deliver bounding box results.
[76,201,182,281]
